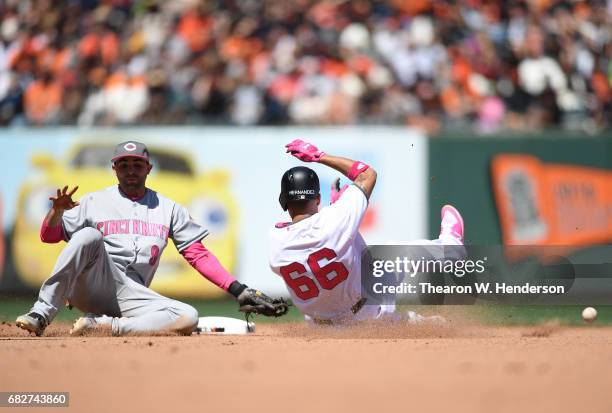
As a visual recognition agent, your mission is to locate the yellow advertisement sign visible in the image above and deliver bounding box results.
[12,143,238,298]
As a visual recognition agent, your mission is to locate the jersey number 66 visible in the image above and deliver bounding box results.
[279,248,349,300]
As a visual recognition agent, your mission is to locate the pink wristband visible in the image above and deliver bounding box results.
[348,161,369,181]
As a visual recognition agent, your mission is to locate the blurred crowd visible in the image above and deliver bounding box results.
[0,0,610,133]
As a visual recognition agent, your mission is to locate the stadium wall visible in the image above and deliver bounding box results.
[428,134,612,244]
[0,127,428,297]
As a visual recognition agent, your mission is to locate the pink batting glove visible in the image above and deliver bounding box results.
[285,139,325,162]
[330,178,348,204]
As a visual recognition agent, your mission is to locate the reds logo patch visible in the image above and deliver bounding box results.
[124,142,137,151]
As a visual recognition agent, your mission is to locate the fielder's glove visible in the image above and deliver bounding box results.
[228,281,289,317]
[238,289,289,317]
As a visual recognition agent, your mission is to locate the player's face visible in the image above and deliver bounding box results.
[112,157,152,191]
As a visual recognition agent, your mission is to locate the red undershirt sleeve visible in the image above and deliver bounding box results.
[40,220,65,243]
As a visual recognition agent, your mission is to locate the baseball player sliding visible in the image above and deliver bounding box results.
[269,139,465,324]
[17,141,287,337]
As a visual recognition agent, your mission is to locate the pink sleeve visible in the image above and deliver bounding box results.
[181,242,237,291]
[40,220,65,243]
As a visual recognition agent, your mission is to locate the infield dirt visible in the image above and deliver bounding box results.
[1,320,611,413]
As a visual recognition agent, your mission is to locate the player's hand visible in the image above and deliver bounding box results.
[237,288,289,317]
[49,186,80,211]
[330,178,348,204]
[285,139,325,162]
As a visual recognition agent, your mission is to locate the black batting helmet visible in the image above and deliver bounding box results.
[279,166,320,211]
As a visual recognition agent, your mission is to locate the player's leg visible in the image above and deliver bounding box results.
[388,204,465,256]
[16,228,120,336]
[70,273,199,336]
[377,205,465,321]
[70,277,199,336]
[109,277,199,335]
[422,204,464,246]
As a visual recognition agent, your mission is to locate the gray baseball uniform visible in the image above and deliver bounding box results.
[30,185,207,335]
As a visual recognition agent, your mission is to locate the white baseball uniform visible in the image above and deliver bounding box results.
[269,185,382,322]
[30,185,206,335]
[269,184,461,323]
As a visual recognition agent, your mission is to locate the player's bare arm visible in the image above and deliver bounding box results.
[285,139,377,199]
[319,154,377,199]
[44,186,79,227]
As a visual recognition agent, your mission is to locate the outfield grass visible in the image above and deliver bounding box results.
[483,305,612,326]
[1,295,610,326]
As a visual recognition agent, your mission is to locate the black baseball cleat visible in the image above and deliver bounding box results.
[16,312,48,336]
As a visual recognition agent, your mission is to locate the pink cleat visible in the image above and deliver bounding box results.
[440,205,464,244]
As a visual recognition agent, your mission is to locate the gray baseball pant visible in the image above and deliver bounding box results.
[30,228,199,335]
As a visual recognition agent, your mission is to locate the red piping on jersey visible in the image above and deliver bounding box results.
[180,242,237,291]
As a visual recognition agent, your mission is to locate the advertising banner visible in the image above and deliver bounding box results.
[0,127,428,297]
[491,154,612,246]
